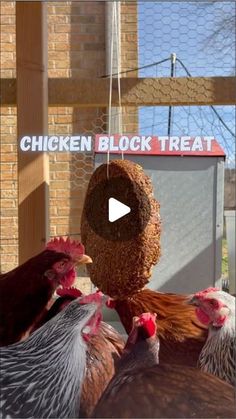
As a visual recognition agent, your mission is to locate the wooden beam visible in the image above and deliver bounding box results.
[1,77,235,107]
[16,1,49,263]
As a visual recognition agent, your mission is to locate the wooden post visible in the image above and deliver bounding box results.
[16,2,49,263]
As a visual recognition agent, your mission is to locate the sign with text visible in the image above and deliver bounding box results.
[95,135,225,157]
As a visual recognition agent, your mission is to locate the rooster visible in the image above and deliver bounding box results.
[110,288,207,366]
[0,291,103,419]
[0,237,92,346]
[31,287,125,417]
[190,287,236,386]
[92,312,235,418]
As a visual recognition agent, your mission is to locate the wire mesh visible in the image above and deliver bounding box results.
[70,0,235,188]
[138,0,235,167]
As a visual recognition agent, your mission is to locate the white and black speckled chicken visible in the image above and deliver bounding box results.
[31,287,125,418]
[92,312,235,418]
[0,292,103,419]
[190,287,236,386]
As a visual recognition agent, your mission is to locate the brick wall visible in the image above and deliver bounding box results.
[0,1,17,272]
[0,1,138,273]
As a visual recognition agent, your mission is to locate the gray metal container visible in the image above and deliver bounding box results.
[95,154,225,294]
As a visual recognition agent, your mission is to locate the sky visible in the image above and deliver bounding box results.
[138,1,235,165]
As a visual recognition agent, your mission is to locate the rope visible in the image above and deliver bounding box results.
[114,2,123,159]
[107,3,116,178]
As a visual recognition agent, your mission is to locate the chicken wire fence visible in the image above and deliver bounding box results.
[138,0,235,168]
[69,0,235,192]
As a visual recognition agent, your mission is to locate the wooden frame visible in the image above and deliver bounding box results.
[2,77,236,107]
[0,2,234,264]
[16,1,49,263]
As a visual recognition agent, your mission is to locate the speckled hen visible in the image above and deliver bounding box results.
[191,287,236,386]
[32,287,125,418]
[0,292,103,419]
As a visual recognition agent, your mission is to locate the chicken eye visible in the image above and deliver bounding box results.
[57,260,66,269]
[59,260,66,268]
[209,299,218,308]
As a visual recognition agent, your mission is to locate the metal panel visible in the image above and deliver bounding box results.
[225,210,236,294]
[95,154,224,294]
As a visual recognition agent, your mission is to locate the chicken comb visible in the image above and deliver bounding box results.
[133,312,157,337]
[106,297,117,309]
[56,287,83,299]
[195,287,220,298]
[138,312,157,324]
[46,237,85,258]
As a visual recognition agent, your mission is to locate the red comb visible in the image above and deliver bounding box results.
[132,312,157,338]
[195,287,220,298]
[46,237,85,258]
[106,298,116,309]
[56,287,83,299]
[139,312,157,324]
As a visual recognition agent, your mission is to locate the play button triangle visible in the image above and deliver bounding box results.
[108,198,131,223]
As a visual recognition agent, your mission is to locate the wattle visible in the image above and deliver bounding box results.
[61,268,76,288]
[196,307,210,325]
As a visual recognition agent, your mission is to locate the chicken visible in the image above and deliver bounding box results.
[92,312,235,419]
[190,287,236,386]
[0,237,92,346]
[31,287,125,418]
[111,288,207,366]
[0,291,103,419]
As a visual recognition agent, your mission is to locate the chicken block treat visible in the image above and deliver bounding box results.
[81,159,161,298]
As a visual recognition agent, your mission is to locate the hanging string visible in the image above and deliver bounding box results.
[114,2,123,160]
[107,3,116,178]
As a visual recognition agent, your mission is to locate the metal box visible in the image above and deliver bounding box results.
[94,136,225,294]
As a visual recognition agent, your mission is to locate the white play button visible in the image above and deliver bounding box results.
[108,198,131,223]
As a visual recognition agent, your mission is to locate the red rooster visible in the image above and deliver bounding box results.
[32,287,125,418]
[0,237,92,346]
[111,288,207,366]
[93,312,235,418]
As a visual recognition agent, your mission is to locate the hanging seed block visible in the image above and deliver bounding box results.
[81,159,161,299]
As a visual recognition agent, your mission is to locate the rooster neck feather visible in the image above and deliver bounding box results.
[115,289,206,340]
[114,289,207,366]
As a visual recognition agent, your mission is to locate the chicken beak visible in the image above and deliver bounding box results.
[75,254,93,265]
[188,296,199,306]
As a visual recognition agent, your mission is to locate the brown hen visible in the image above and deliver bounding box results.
[113,288,207,366]
[92,312,235,419]
[0,237,91,346]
